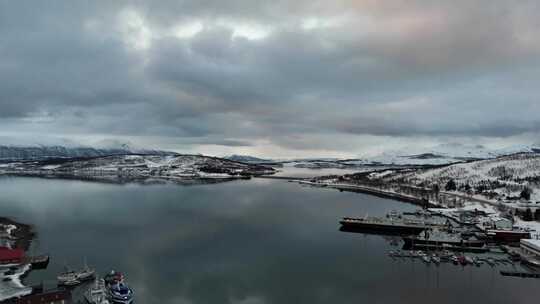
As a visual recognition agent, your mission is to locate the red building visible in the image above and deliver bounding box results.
[0,246,25,264]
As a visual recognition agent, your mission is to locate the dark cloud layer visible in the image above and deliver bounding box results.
[0,1,539,156]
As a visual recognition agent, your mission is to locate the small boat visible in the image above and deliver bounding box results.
[104,270,134,304]
[458,255,467,266]
[451,255,459,265]
[473,257,483,267]
[107,281,134,304]
[432,254,441,265]
[27,254,50,269]
[465,256,474,265]
[61,275,81,287]
[422,255,431,263]
[58,260,95,285]
[78,260,96,281]
[85,277,110,304]
[486,257,495,267]
[58,269,82,286]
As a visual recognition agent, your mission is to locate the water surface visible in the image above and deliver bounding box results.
[0,177,537,304]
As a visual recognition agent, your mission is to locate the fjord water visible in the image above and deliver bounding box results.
[0,177,538,304]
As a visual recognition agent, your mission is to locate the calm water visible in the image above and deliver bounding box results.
[0,177,538,304]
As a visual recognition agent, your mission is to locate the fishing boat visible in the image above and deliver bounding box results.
[57,260,95,286]
[57,268,81,286]
[78,260,96,281]
[84,277,110,304]
[473,257,483,266]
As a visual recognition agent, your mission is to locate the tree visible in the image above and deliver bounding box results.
[534,208,540,221]
[445,179,457,191]
[524,208,534,221]
[520,187,532,201]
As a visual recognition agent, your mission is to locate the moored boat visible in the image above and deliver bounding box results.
[85,277,110,304]
[340,214,429,235]
[104,270,134,304]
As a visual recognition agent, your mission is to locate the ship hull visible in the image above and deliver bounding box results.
[487,230,530,243]
[339,220,426,235]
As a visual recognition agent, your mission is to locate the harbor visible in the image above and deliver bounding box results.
[0,216,134,304]
[339,208,540,278]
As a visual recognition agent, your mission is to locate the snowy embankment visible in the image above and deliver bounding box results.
[0,264,32,301]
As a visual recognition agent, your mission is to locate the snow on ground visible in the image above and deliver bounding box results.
[0,264,32,301]
[513,218,540,239]
[368,170,395,179]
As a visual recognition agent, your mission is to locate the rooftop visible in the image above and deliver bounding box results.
[521,239,540,251]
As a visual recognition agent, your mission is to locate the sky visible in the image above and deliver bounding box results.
[1,1,539,158]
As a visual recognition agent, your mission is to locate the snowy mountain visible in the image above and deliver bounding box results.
[0,145,177,161]
[0,154,275,183]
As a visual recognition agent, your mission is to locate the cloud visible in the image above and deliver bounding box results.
[0,1,539,157]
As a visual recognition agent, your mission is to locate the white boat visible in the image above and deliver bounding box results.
[85,278,110,304]
[422,255,431,263]
[57,260,95,285]
[78,260,96,281]
[58,269,81,286]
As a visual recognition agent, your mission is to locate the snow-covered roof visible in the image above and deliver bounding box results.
[521,239,540,252]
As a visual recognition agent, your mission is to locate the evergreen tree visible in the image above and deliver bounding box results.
[524,208,533,221]
[520,187,532,201]
[445,179,457,191]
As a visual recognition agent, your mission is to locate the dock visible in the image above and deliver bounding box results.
[500,270,540,278]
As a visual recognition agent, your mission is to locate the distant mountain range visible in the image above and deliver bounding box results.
[230,143,540,167]
[2,143,539,167]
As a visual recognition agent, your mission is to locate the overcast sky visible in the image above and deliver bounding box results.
[1,1,539,158]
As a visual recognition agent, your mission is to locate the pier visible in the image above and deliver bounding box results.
[500,270,540,278]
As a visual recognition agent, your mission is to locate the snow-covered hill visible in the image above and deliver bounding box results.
[337,143,540,166]
[0,145,177,161]
[368,153,540,204]
[225,155,274,164]
[0,154,275,183]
